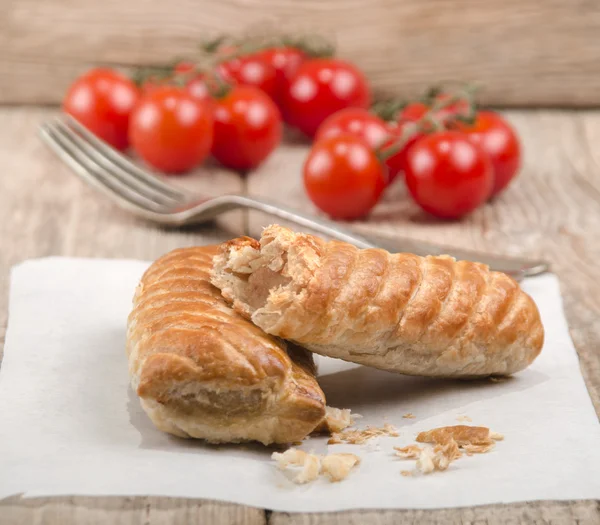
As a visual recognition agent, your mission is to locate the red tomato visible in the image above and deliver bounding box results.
[254,47,306,106]
[303,134,385,220]
[140,80,164,97]
[283,59,371,138]
[63,68,140,151]
[128,87,214,174]
[185,75,212,102]
[381,122,424,184]
[315,108,390,150]
[211,86,283,171]
[404,131,493,219]
[455,111,521,196]
[216,55,278,100]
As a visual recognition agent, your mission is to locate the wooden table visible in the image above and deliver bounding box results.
[1,107,600,524]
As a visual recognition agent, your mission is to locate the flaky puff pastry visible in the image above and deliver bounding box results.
[211,225,544,377]
[126,245,326,445]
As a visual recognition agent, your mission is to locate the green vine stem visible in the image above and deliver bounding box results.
[198,32,335,64]
[377,86,479,163]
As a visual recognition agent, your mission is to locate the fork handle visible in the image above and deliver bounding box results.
[207,194,377,248]
[180,194,548,280]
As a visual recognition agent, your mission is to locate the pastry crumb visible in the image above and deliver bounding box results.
[489,376,509,383]
[394,444,423,459]
[414,439,461,474]
[401,470,413,477]
[456,415,472,423]
[416,425,499,447]
[402,413,416,419]
[432,438,462,470]
[296,453,321,484]
[462,443,496,455]
[416,450,435,474]
[314,406,355,435]
[329,423,398,445]
[434,438,462,461]
[272,448,320,484]
[321,453,360,482]
[273,449,360,484]
[272,448,307,469]
[399,425,502,477]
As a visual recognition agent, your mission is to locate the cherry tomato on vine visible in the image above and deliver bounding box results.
[455,111,521,196]
[381,122,424,184]
[315,108,390,150]
[303,134,385,220]
[184,75,212,102]
[255,47,306,106]
[404,131,493,219]
[216,54,278,100]
[211,85,283,171]
[63,68,140,151]
[284,59,371,137]
[143,75,211,103]
[171,61,213,102]
[128,87,214,174]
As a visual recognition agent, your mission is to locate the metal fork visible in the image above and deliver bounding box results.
[39,114,549,280]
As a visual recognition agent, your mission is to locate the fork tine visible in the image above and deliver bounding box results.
[64,114,187,201]
[40,122,170,215]
[53,118,179,207]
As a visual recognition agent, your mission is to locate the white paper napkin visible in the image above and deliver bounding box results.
[1,257,600,512]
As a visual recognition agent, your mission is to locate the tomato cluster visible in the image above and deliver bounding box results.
[63,37,521,221]
[63,41,370,176]
[305,92,521,220]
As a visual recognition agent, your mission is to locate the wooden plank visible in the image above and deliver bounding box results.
[3,0,600,106]
[269,501,600,525]
[0,495,265,525]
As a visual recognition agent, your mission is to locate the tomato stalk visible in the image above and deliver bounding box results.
[376,87,477,163]
[199,32,335,62]
[371,82,478,124]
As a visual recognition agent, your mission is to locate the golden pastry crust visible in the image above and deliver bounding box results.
[211,225,544,377]
[126,245,326,445]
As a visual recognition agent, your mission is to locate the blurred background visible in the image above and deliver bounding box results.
[2,0,598,106]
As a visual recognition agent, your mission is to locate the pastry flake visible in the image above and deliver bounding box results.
[272,448,321,484]
[328,423,399,445]
[416,450,435,474]
[416,425,498,446]
[273,449,360,484]
[394,444,423,459]
[414,439,461,474]
[321,453,361,482]
[313,406,356,434]
[462,443,496,455]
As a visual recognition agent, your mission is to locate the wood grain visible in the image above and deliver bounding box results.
[0,495,265,525]
[3,0,600,106]
[1,107,600,523]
